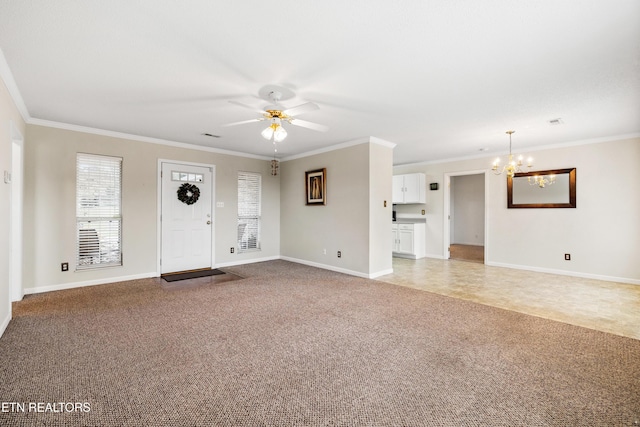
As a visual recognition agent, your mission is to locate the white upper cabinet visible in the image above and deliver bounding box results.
[392,173,426,204]
[392,175,405,204]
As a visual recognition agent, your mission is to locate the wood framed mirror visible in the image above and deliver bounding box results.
[507,168,576,208]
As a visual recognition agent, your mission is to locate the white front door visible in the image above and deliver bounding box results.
[161,162,213,274]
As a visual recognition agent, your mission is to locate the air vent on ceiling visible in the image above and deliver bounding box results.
[548,118,564,125]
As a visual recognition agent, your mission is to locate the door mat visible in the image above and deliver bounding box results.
[162,269,225,282]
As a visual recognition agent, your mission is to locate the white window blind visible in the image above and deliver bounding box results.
[237,172,261,252]
[76,154,122,269]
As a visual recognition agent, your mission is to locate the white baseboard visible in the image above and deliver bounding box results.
[451,242,484,247]
[18,255,388,298]
[216,255,281,268]
[218,255,393,279]
[392,252,418,260]
[369,268,394,279]
[486,261,640,286]
[0,311,10,339]
[24,272,158,295]
[280,256,387,279]
[425,253,446,260]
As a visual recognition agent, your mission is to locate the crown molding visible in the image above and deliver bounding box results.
[27,118,274,161]
[281,136,396,162]
[395,133,640,167]
[1,47,270,161]
[0,48,30,122]
[369,136,397,149]
[2,48,270,160]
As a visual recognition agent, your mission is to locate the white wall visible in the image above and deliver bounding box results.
[0,70,27,335]
[451,174,484,245]
[23,124,280,293]
[395,137,640,284]
[280,139,393,277]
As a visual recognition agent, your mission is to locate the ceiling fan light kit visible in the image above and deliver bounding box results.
[260,125,275,141]
[261,117,288,142]
[273,125,287,142]
[225,86,328,150]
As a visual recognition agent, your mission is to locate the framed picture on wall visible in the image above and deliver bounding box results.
[305,168,326,205]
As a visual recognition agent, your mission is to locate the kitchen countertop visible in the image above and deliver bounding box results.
[393,216,426,224]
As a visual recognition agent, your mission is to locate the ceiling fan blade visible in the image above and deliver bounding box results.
[222,118,264,127]
[283,102,319,117]
[289,118,329,132]
[229,100,266,114]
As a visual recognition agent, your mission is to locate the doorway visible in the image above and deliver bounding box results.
[444,171,487,263]
[159,161,215,274]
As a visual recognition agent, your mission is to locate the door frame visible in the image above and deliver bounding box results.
[443,169,488,263]
[10,121,24,302]
[157,159,216,276]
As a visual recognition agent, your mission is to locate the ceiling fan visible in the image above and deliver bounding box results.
[223,90,328,143]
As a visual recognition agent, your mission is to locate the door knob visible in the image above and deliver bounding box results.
[206,221,211,225]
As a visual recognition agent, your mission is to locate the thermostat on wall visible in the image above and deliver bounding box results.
[429,183,438,191]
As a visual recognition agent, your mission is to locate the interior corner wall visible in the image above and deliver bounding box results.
[394,137,640,284]
[280,143,372,276]
[0,75,26,335]
[23,124,280,292]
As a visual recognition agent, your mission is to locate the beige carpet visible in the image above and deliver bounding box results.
[2,260,639,426]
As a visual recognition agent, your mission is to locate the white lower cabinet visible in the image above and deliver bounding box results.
[392,223,426,259]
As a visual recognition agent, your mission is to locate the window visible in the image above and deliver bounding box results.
[237,172,261,252]
[76,154,122,269]
[171,171,203,182]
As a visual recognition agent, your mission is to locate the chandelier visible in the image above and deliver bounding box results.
[528,174,555,188]
[491,131,533,177]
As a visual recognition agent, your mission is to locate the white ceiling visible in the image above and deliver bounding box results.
[1,1,639,165]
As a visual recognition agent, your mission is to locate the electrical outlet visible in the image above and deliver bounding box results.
[421,209,425,215]
[384,200,387,207]
[323,249,327,255]
[61,262,69,272]
[564,253,571,261]
[230,247,235,254]
[337,251,342,258]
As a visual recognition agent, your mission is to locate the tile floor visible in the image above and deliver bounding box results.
[377,257,640,340]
